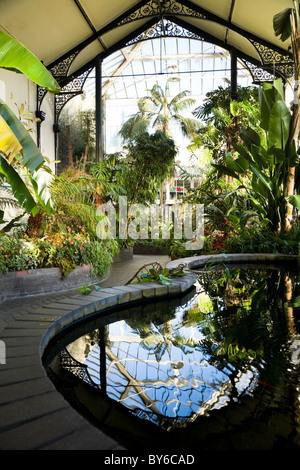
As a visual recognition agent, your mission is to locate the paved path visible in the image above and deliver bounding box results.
[0,255,179,450]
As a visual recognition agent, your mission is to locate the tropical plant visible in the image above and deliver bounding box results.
[119,82,200,141]
[45,167,101,238]
[191,85,261,169]
[0,30,60,216]
[213,79,299,232]
[273,1,300,230]
[121,130,177,205]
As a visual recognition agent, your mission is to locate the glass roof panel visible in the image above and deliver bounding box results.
[84,36,253,102]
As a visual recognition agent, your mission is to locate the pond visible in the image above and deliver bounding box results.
[43,264,300,451]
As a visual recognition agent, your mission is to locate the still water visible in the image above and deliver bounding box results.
[44,266,300,450]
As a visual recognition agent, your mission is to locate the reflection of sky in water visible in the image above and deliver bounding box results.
[81,294,256,425]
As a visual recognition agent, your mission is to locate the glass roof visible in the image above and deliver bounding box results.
[83,37,253,101]
[62,36,254,162]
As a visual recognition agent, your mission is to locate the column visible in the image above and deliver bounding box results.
[95,56,103,162]
[230,47,238,101]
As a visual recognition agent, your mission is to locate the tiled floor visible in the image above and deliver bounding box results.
[0,255,178,450]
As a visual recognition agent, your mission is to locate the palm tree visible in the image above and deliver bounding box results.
[119,82,200,203]
[119,82,200,141]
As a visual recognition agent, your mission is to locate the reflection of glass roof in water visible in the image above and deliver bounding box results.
[69,294,257,431]
[83,36,253,101]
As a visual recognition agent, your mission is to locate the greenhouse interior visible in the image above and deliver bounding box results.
[0,0,299,453]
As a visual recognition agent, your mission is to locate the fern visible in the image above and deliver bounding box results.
[47,168,99,237]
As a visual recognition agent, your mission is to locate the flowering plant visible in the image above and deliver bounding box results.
[0,226,115,278]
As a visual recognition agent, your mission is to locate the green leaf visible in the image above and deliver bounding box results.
[227,214,240,224]
[0,155,38,215]
[273,8,292,42]
[212,163,240,180]
[260,80,286,131]
[268,100,291,149]
[231,141,253,162]
[251,144,268,169]
[0,31,60,93]
[249,163,274,194]
[0,98,44,172]
[240,127,261,152]
[286,295,300,308]
[225,153,249,173]
[28,173,53,214]
[286,194,300,210]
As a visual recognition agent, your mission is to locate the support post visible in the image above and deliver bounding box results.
[95,56,103,162]
[230,47,238,101]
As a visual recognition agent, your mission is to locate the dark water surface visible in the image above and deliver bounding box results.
[44,265,300,450]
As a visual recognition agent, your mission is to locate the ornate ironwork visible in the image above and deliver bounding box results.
[54,68,92,122]
[50,53,80,79]
[249,40,294,79]
[241,59,276,84]
[118,0,206,27]
[126,18,205,46]
[60,348,98,389]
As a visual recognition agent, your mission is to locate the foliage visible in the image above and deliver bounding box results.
[119,83,200,141]
[46,167,100,238]
[121,131,177,205]
[214,79,299,232]
[0,31,60,93]
[273,2,300,231]
[191,85,261,166]
[0,31,60,217]
[131,265,185,285]
[91,153,127,204]
[0,227,114,278]
[224,224,299,255]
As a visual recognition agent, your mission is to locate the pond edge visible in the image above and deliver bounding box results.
[40,253,298,359]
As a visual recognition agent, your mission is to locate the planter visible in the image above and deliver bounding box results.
[133,244,167,255]
[113,247,133,263]
[0,265,105,303]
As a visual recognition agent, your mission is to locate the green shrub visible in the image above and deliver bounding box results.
[0,229,115,278]
[224,226,299,255]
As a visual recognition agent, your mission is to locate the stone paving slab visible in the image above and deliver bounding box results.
[0,254,198,450]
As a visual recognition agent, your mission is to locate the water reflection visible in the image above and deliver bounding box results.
[46,266,300,449]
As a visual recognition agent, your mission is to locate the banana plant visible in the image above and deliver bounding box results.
[273,1,300,230]
[0,30,60,215]
[213,79,299,232]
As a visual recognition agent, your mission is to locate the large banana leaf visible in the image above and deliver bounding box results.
[0,98,44,171]
[273,7,293,42]
[0,154,38,215]
[0,102,53,215]
[260,79,285,132]
[267,100,291,149]
[0,31,60,93]
[0,115,21,159]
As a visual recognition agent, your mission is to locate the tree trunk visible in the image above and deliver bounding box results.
[284,16,300,232]
[82,118,91,171]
